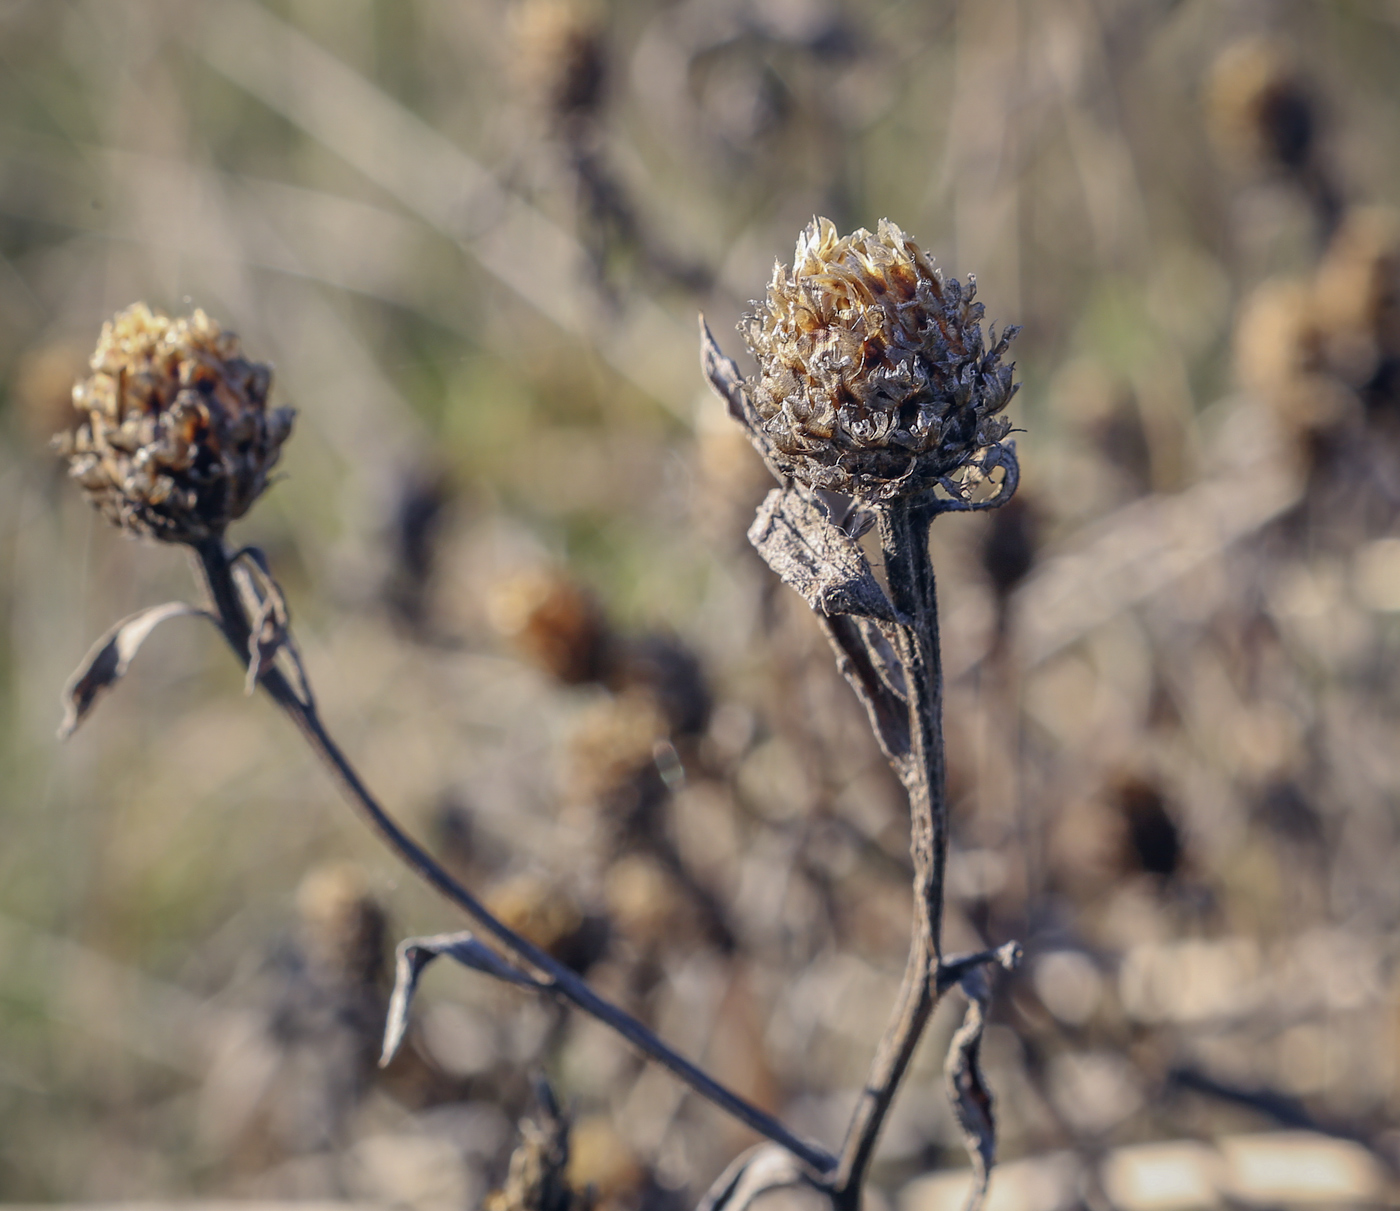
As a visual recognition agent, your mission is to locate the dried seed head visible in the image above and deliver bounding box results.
[1206,37,1317,172]
[485,1092,578,1211]
[57,303,294,543]
[488,568,612,684]
[511,0,607,124]
[741,217,1018,500]
[1313,206,1400,382]
[566,692,669,806]
[485,872,586,958]
[565,1116,644,1205]
[1236,279,1333,426]
[295,863,387,989]
[603,852,680,948]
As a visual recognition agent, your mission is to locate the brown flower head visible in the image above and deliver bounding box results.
[737,218,1018,501]
[1206,37,1316,173]
[58,303,294,542]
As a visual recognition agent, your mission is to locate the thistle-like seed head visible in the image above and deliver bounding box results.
[739,217,1018,500]
[57,303,294,543]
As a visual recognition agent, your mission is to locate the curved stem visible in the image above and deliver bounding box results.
[832,500,949,1207]
[189,537,836,1178]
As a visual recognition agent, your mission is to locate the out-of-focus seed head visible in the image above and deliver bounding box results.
[1235,278,1354,434]
[741,217,1018,500]
[485,872,586,959]
[485,1091,579,1211]
[565,1115,644,1209]
[511,0,607,125]
[488,568,612,685]
[57,304,294,543]
[603,852,680,949]
[295,863,387,989]
[1206,36,1316,173]
[565,692,669,806]
[1313,206,1400,384]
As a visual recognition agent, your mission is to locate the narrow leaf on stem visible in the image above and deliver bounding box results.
[381,930,545,1067]
[59,602,213,739]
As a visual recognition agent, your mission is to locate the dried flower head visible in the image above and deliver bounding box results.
[486,872,586,958]
[485,1091,579,1211]
[295,862,387,989]
[58,303,293,542]
[740,218,1018,500]
[1206,37,1316,172]
[1313,206,1400,381]
[565,692,669,806]
[488,568,612,685]
[511,0,606,124]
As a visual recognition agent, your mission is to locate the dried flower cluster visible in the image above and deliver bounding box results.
[57,304,294,542]
[1237,206,1400,435]
[1206,37,1316,172]
[740,217,1018,500]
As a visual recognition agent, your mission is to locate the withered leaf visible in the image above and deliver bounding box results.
[748,485,902,624]
[699,313,750,425]
[945,968,997,1211]
[59,602,213,739]
[694,1143,811,1211]
[380,930,543,1067]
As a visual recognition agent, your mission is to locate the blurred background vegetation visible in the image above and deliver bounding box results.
[3,0,1400,1208]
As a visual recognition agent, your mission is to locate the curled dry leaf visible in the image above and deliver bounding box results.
[380,930,544,1067]
[945,967,997,1211]
[58,602,213,739]
[748,485,902,624]
[695,1143,815,1211]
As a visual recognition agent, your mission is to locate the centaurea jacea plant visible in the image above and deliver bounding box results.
[699,216,1022,1211]
[55,211,1022,1211]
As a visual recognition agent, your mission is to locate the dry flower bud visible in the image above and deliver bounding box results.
[295,862,387,988]
[1313,206,1400,377]
[488,568,612,684]
[565,692,669,805]
[485,1092,579,1211]
[740,217,1018,500]
[57,303,293,542]
[511,0,606,123]
[1206,37,1316,172]
[485,872,586,957]
[1235,278,1354,434]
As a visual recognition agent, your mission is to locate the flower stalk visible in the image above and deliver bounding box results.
[702,216,1023,1211]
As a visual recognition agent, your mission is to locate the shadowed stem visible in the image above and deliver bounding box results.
[833,499,948,1209]
[189,536,836,1178]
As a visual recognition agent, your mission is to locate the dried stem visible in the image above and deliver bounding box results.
[188,536,837,1178]
[831,499,949,1208]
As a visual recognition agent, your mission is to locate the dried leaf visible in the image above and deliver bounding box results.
[59,602,213,739]
[230,546,313,703]
[945,968,997,1211]
[700,315,788,483]
[380,930,543,1066]
[244,581,289,694]
[695,1143,810,1211]
[749,485,902,624]
[699,314,750,425]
